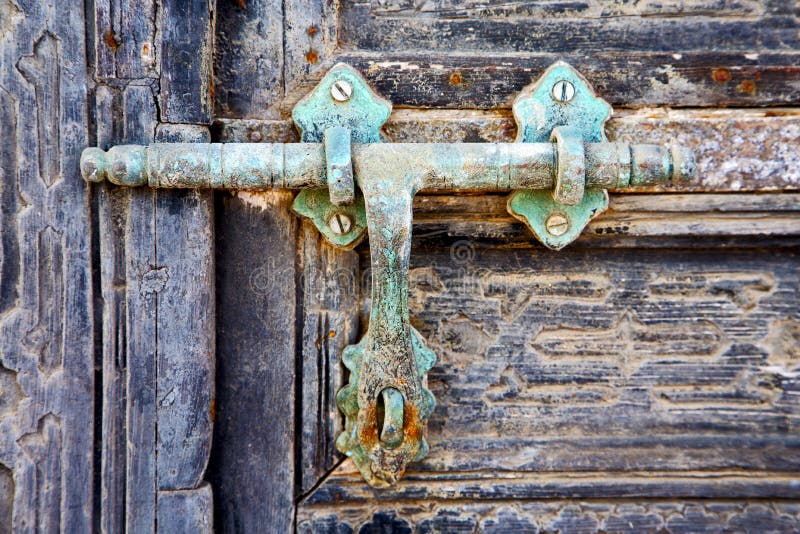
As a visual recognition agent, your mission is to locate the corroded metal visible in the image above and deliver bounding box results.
[80,142,691,191]
[335,160,437,486]
[291,63,391,248]
[324,126,355,205]
[510,61,613,249]
[79,61,696,488]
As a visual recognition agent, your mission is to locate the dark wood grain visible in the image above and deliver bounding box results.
[0,1,95,530]
[159,0,214,123]
[214,0,800,118]
[93,2,217,532]
[209,192,297,533]
[298,222,360,496]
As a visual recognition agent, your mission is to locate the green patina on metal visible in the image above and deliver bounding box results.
[509,61,613,249]
[291,63,391,249]
[336,328,435,487]
[508,189,609,250]
[78,60,696,488]
[292,188,367,249]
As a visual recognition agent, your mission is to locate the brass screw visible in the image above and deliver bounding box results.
[328,212,352,235]
[545,213,569,236]
[330,80,353,102]
[551,80,575,103]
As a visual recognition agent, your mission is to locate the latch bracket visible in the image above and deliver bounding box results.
[80,62,695,488]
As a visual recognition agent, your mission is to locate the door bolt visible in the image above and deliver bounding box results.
[551,80,575,103]
[328,212,353,234]
[545,213,570,236]
[330,80,353,102]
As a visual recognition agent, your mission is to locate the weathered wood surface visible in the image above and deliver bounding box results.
[0,0,94,530]
[215,108,800,192]
[298,222,360,496]
[93,1,216,532]
[208,192,297,533]
[299,502,800,533]
[214,0,800,117]
[298,242,800,530]
[157,483,214,533]
[159,0,214,124]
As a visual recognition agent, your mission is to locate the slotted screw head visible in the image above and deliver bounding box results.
[551,80,575,103]
[545,213,570,236]
[330,80,353,102]
[328,212,353,235]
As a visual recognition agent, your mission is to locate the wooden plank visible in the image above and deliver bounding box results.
[214,109,800,193]
[0,0,94,530]
[208,192,297,532]
[157,484,213,533]
[300,244,800,525]
[284,0,338,97]
[154,125,215,491]
[298,499,800,532]
[298,222,360,495]
[96,83,129,534]
[159,0,213,123]
[116,0,158,79]
[123,84,159,534]
[341,2,797,54]
[306,469,800,503]
[408,193,800,244]
[214,0,285,118]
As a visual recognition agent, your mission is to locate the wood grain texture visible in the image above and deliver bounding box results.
[0,1,94,530]
[298,501,800,533]
[153,125,215,493]
[159,0,214,123]
[94,3,217,532]
[208,192,297,533]
[214,0,800,118]
[214,108,800,193]
[301,243,800,486]
[157,484,214,533]
[214,0,285,119]
[298,222,360,495]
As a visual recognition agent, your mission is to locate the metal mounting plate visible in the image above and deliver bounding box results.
[509,61,612,250]
[291,64,391,248]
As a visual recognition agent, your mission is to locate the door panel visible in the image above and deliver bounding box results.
[210,0,800,531]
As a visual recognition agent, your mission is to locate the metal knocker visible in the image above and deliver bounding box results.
[81,62,695,487]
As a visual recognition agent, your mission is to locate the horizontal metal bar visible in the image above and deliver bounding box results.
[81,142,690,192]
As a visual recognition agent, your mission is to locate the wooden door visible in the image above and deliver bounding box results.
[1,1,799,533]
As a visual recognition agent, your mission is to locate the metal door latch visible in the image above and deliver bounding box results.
[81,62,695,487]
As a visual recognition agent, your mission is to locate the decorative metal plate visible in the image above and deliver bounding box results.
[508,61,612,250]
[291,64,391,248]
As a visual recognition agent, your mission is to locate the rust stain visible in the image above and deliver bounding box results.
[402,402,422,442]
[740,79,756,94]
[328,330,336,338]
[307,25,318,37]
[209,397,216,423]
[235,0,246,8]
[103,30,118,52]
[305,49,319,64]
[449,71,463,86]
[712,68,731,83]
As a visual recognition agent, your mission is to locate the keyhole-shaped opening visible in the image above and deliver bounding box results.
[377,388,404,449]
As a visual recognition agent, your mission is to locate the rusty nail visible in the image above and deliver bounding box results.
[248,130,263,142]
[330,80,353,102]
[328,212,352,235]
[545,213,570,236]
[551,80,575,103]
